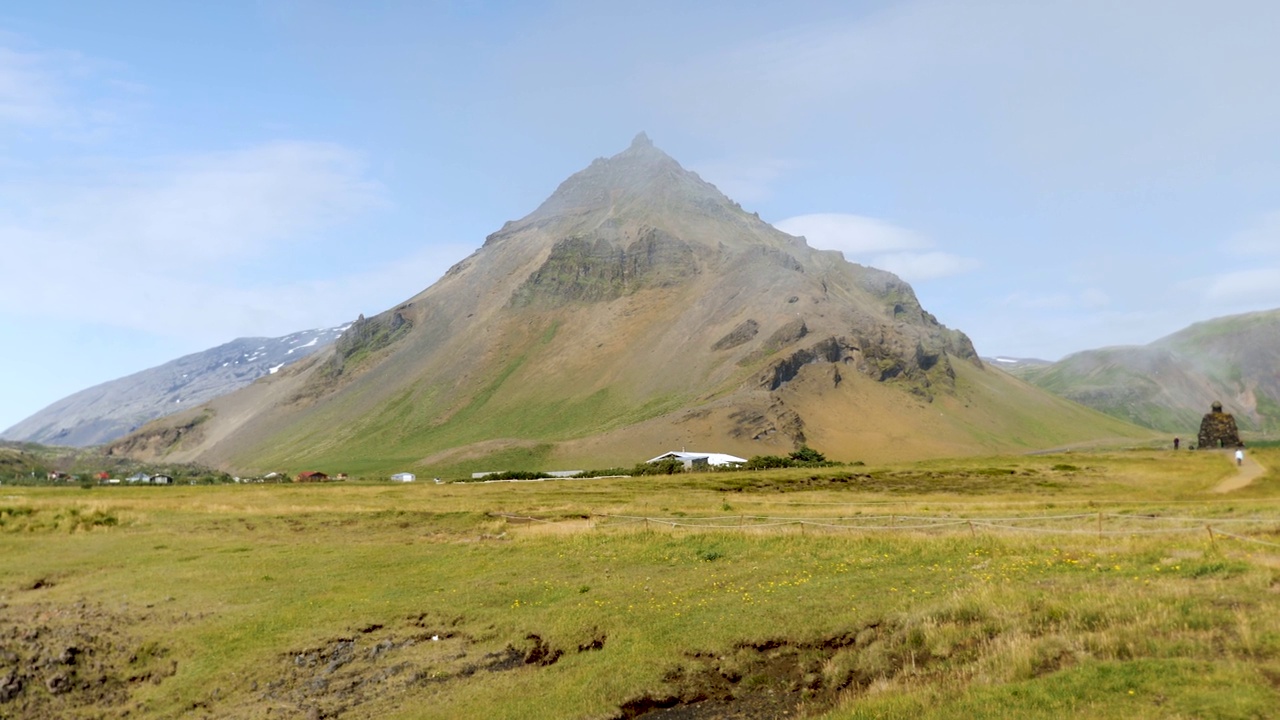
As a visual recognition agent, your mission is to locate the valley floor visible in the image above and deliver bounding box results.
[1,446,1278,719]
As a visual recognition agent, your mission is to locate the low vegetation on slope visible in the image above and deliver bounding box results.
[1013,309,1280,435]
[2,446,1278,718]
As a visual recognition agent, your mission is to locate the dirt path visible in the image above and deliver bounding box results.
[1212,451,1267,493]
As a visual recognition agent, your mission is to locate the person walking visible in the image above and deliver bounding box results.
[1235,447,1244,466]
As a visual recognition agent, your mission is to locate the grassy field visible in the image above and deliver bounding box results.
[1,446,1278,719]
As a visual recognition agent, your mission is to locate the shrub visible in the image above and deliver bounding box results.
[746,455,791,470]
[789,445,827,463]
[631,458,686,476]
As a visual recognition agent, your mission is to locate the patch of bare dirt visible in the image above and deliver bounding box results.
[240,614,605,719]
[614,620,968,720]
[0,600,176,719]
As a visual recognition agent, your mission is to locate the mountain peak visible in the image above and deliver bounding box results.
[521,134,733,226]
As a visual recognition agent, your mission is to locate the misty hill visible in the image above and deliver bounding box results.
[982,356,1053,372]
[1006,309,1280,435]
[2,326,348,447]
[108,135,1148,474]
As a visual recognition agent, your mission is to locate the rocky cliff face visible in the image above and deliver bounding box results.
[2,326,348,447]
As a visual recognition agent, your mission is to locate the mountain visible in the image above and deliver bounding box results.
[1005,309,1280,435]
[982,356,1053,372]
[107,135,1148,474]
[2,326,349,447]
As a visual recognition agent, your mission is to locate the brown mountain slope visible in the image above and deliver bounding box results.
[109,135,1151,475]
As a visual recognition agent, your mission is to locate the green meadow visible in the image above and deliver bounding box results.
[2,447,1278,719]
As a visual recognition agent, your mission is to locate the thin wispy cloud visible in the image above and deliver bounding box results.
[1001,288,1113,311]
[774,213,978,282]
[0,45,61,126]
[0,141,403,339]
[1200,268,1280,306]
[1228,211,1280,256]
[0,38,139,141]
[691,157,791,204]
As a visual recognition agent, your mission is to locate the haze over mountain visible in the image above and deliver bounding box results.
[108,136,1147,474]
[1005,309,1280,436]
[2,326,348,447]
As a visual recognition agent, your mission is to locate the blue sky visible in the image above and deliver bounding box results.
[3,1,1280,432]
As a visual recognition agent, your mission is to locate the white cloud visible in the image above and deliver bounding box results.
[0,141,402,341]
[691,158,790,204]
[775,213,929,254]
[1079,287,1111,309]
[1200,267,1280,306]
[0,45,60,126]
[0,38,138,139]
[867,251,981,282]
[2,141,382,264]
[124,242,474,342]
[774,212,977,282]
[1000,287,1113,311]
[651,1,1280,187]
[1228,211,1280,256]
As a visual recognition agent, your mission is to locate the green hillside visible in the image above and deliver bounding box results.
[1013,309,1280,436]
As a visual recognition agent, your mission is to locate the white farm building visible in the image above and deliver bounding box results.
[390,472,417,482]
[646,451,747,470]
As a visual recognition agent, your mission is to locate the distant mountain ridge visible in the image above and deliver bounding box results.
[1004,309,1280,435]
[106,135,1148,474]
[2,325,349,447]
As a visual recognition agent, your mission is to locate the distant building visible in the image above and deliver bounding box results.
[150,474,174,485]
[126,472,150,484]
[646,451,747,470]
[390,472,416,482]
[295,471,328,482]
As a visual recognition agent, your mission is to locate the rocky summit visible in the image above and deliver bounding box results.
[107,136,1143,474]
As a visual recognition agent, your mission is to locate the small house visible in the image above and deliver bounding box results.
[150,474,174,485]
[126,472,151,484]
[390,472,416,482]
[295,471,328,483]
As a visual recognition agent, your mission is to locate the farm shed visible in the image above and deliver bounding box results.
[646,451,747,469]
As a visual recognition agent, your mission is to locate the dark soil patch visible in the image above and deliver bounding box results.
[614,620,958,719]
[704,467,1064,495]
[247,613,593,718]
[0,601,176,718]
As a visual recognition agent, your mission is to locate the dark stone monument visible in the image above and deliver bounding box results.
[1197,401,1241,449]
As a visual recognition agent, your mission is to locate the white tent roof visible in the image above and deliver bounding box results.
[647,451,747,466]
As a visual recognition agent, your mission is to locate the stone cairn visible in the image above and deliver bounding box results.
[1196,401,1242,449]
